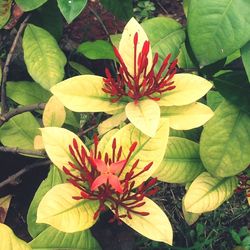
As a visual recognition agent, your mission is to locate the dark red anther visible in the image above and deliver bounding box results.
[72,196,83,200]
[130,142,137,152]
[63,166,71,175]
[138,212,150,216]
[81,191,90,199]
[134,32,138,46]
[143,162,153,171]
[69,144,75,156]
[112,138,116,150]
[73,138,78,150]
[94,134,99,146]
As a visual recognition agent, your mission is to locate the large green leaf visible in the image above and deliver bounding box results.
[184,172,238,213]
[100,0,133,21]
[153,137,204,183]
[27,166,65,238]
[241,41,250,83]
[213,72,250,115]
[178,43,196,69]
[206,91,224,111]
[0,223,31,250]
[0,112,40,150]
[23,24,66,90]
[200,101,250,177]
[142,17,185,70]
[69,61,94,75]
[6,81,51,105]
[15,0,48,11]
[188,0,250,66]
[0,0,11,28]
[77,40,116,60]
[30,222,100,250]
[57,0,87,24]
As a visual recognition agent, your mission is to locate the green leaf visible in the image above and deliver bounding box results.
[206,91,224,111]
[213,72,250,115]
[51,75,125,112]
[27,166,65,238]
[142,17,185,70]
[188,0,250,66]
[37,183,99,232]
[113,196,173,245]
[23,24,66,90]
[183,0,190,17]
[77,40,116,60]
[69,61,94,75]
[0,0,11,28]
[241,40,250,83]
[0,112,40,150]
[100,0,133,21]
[125,99,160,137]
[182,197,200,225]
[57,0,87,24]
[161,102,214,130]
[30,226,100,250]
[184,172,238,213]
[178,43,196,69]
[200,101,250,177]
[0,223,31,250]
[15,0,48,11]
[6,81,51,105]
[153,137,204,183]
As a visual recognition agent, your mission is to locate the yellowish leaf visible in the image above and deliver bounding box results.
[125,99,160,137]
[43,96,66,127]
[34,135,44,150]
[119,17,152,76]
[51,75,124,112]
[161,102,214,130]
[0,195,12,223]
[97,129,119,154]
[182,197,201,225]
[40,127,88,171]
[0,223,31,250]
[158,73,213,106]
[37,183,99,232]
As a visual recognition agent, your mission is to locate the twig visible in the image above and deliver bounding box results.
[0,102,46,126]
[78,124,98,137]
[1,14,31,114]
[155,0,169,15]
[0,160,50,189]
[0,146,46,157]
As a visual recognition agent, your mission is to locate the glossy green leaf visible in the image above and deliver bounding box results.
[206,91,224,111]
[37,183,99,232]
[27,166,65,238]
[178,43,196,69]
[125,99,160,137]
[183,0,189,17]
[142,17,185,70]
[78,40,116,60]
[184,172,238,213]
[69,61,94,75]
[213,72,250,115]
[57,0,87,24]
[64,109,80,128]
[0,223,31,250]
[51,75,124,112]
[153,137,204,183]
[0,112,40,150]
[0,0,11,28]
[188,0,250,66]
[23,24,66,90]
[15,0,47,11]
[161,102,214,130]
[100,0,133,21]
[200,101,250,177]
[241,41,250,83]
[6,81,51,105]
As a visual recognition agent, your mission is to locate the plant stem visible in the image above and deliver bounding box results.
[0,146,45,157]
[0,14,31,115]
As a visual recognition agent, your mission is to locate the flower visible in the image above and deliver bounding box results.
[51,18,213,137]
[37,126,173,245]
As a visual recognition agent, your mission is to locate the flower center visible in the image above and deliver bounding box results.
[103,32,178,103]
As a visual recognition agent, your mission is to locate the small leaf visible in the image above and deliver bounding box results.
[0,112,40,150]
[69,61,94,75]
[0,0,11,28]
[29,226,101,250]
[184,172,238,213]
[206,91,224,111]
[241,41,250,83]
[182,197,200,225]
[158,73,213,106]
[161,102,213,130]
[112,196,173,245]
[37,183,99,232]
[40,127,88,171]
[0,195,12,223]
[77,40,116,60]
[51,75,124,112]
[0,223,31,250]
[200,101,250,177]
[153,137,204,183]
[15,0,47,11]
[43,96,66,127]
[23,24,66,90]
[125,99,160,137]
[57,0,87,24]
